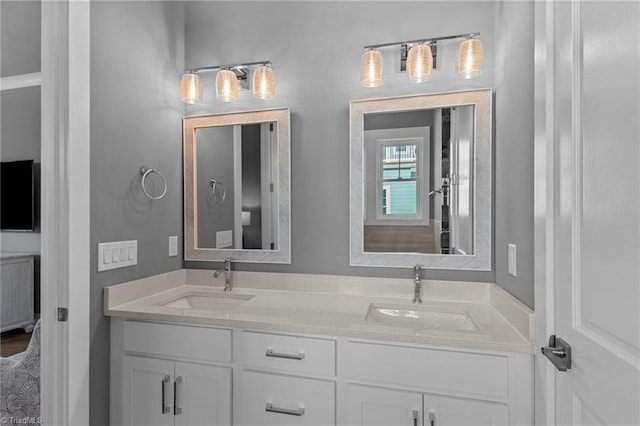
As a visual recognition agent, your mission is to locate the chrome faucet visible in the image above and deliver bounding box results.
[213,258,233,291]
[412,265,422,303]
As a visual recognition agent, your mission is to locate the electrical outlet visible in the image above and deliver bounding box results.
[508,244,517,277]
[169,236,178,257]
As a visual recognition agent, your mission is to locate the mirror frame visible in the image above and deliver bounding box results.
[184,107,291,263]
[349,89,492,270]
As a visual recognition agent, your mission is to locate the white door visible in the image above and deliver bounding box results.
[347,385,422,426]
[174,362,232,426]
[535,1,640,425]
[122,356,175,426]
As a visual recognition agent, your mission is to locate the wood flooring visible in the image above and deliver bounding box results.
[0,328,31,358]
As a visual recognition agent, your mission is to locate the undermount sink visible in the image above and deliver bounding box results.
[156,291,254,311]
[365,303,479,332]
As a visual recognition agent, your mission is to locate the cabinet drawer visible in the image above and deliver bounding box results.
[123,321,231,363]
[239,331,336,376]
[236,370,335,426]
[345,341,509,398]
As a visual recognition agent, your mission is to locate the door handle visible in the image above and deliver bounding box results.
[173,376,183,415]
[541,335,572,371]
[161,375,171,414]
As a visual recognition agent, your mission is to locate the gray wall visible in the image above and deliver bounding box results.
[0,1,41,253]
[494,1,535,306]
[89,2,185,424]
[196,125,235,247]
[0,0,41,78]
[183,1,499,284]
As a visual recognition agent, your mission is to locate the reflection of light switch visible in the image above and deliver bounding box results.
[216,230,233,248]
[508,244,517,277]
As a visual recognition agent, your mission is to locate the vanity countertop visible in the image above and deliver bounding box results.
[104,269,534,354]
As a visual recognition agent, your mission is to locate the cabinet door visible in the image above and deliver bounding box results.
[347,385,422,426]
[423,394,509,426]
[174,362,232,426]
[122,356,174,426]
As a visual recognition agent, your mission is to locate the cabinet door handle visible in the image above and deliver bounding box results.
[161,375,171,414]
[428,411,435,426]
[265,348,305,360]
[412,410,419,426]
[265,402,305,416]
[173,376,183,415]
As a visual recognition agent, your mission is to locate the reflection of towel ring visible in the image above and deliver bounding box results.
[140,166,167,200]
[209,178,226,203]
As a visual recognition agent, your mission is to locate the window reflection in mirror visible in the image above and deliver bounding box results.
[363,106,474,255]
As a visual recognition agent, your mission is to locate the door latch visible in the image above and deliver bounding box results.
[57,307,68,322]
[541,335,572,371]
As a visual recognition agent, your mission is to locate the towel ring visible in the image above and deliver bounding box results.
[140,166,167,200]
[209,178,226,203]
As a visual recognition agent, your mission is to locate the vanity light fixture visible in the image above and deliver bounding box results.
[179,61,275,104]
[361,32,482,87]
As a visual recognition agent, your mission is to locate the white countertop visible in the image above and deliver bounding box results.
[104,269,534,354]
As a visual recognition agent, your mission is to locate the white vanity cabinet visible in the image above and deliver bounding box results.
[234,331,337,426]
[112,320,233,426]
[344,341,531,426]
[110,320,532,426]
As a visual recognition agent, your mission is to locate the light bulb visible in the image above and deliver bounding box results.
[179,73,201,104]
[252,65,275,100]
[216,69,239,102]
[361,48,383,88]
[406,43,433,83]
[456,38,483,79]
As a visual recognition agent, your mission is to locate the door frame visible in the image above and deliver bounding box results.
[534,0,557,424]
[41,1,90,424]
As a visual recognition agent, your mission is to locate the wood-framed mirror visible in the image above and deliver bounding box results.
[184,107,291,263]
[350,89,492,270]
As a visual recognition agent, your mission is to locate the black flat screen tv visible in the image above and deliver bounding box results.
[1,160,37,232]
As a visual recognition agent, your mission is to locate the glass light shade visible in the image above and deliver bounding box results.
[456,38,484,79]
[252,65,275,100]
[406,43,433,83]
[216,69,239,102]
[361,48,383,88]
[180,73,201,104]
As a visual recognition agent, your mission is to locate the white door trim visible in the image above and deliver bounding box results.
[40,1,90,425]
[534,1,556,424]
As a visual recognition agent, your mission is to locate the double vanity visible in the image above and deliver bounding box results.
[105,269,533,426]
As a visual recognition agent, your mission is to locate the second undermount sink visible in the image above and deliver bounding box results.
[156,291,254,311]
[365,303,479,332]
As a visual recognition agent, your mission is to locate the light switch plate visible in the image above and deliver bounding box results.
[169,236,178,257]
[508,243,517,277]
[98,240,137,272]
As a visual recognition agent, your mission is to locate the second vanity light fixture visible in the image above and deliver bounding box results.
[180,61,275,104]
[361,33,483,88]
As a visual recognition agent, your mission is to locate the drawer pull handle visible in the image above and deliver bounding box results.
[428,411,435,426]
[161,375,171,414]
[265,402,305,416]
[265,348,305,360]
[173,376,183,415]
[412,410,419,426]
